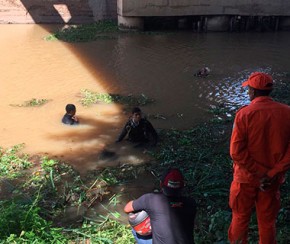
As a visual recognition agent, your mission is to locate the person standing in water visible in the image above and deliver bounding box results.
[62,104,79,125]
[116,107,158,146]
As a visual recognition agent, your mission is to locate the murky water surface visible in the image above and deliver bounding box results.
[1,25,290,173]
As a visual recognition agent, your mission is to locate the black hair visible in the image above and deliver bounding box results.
[132,107,141,114]
[65,104,76,113]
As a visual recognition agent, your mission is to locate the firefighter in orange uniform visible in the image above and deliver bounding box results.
[228,72,290,244]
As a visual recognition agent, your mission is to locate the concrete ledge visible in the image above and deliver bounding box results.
[118,0,290,17]
[207,16,230,32]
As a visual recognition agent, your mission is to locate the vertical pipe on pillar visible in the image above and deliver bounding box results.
[258,16,263,32]
[198,16,203,32]
[192,20,197,32]
[197,20,201,32]
[229,16,234,32]
[200,16,204,32]
[275,17,279,31]
[204,17,208,32]
[245,16,250,31]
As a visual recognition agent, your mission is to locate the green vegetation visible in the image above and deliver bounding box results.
[0,200,68,243]
[1,78,289,243]
[10,98,50,107]
[0,194,133,243]
[45,20,118,42]
[65,217,134,244]
[0,146,147,243]
[44,20,174,43]
[0,144,31,178]
[80,89,154,107]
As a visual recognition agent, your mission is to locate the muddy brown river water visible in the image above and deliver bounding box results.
[1,24,290,175]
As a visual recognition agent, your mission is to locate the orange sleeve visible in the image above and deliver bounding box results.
[267,141,290,178]
[230,113,269,177]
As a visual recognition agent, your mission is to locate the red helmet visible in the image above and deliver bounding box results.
[128,210,152,236]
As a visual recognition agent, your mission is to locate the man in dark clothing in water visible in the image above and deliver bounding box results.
[124,168,196,244]
[116,107,158,146]
[62,104,79,125]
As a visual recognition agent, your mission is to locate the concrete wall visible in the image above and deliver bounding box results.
[0,0,117,24]
[118,0,290,17]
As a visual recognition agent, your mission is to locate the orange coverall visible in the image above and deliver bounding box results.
[228,96,290,244]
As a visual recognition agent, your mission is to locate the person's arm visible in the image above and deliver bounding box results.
[230,113,269,177]
[116,122,129,142]
[124,194,150,213]
[124,200,134,213]
[72,115,79,124]
[267,141,290,178]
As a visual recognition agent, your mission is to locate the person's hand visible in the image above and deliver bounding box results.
[72,116,78,122]
[259,175,277,191]
[259,177,271,191]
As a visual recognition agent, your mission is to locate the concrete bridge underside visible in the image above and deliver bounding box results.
[117,0,290,31]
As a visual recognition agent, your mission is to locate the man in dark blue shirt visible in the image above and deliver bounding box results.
[124,168,196,244]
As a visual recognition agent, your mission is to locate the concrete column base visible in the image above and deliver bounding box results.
[207,16,230,31]
[280,17,290,30]
[118,15,144,31]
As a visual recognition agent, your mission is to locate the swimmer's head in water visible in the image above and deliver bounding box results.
[65,104,76,115]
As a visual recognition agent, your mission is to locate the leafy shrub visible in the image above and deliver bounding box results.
[0,200,68,243]
[10,98,50,107]
[0,144,31,178]
[45,20,118,42]
[80,89,154,107]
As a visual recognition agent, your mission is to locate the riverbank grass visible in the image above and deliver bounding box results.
[45,20,118,42]
[9,98,50,107]
[80,89,154,107]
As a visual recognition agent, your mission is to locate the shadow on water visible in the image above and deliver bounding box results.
[1,1,150,173]
[46,115,153,175]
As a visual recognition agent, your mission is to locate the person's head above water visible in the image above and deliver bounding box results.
[65,104,76,115]
[62,103,79,125]
[131,107,142,123]
[132,107,141,114]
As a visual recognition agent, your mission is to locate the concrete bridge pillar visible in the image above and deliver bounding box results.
[118,15,144,30]
[207,16,230,32]
[280,17,290,30]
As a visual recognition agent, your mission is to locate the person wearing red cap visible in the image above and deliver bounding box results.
[228,72,290,243]
[124,168,196,244]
